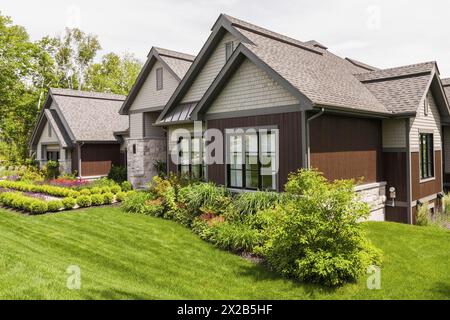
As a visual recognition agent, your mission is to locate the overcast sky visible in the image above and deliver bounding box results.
[2,0,450,77]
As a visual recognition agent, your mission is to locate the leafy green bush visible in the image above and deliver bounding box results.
[120,181,132,192]
[62,197,76,210]
[91,194,104,206]
[232,191,286,217]
[178,182,231,216]
[90,187,101,195]
[30,201,48,215]
[0,180,76,198]
[47,200,63,212]
[80,189,92,196]
[110,185,121,194]
[115,191,127,202]
[100,187,111,194]
[108,165,127,183]
[17,166,45,183]
[45,160,60,179]
[121,191,155,214]
[261,169,382,286]
[76,195,92,207]
[416,204,430,226]
[103,192,114,204]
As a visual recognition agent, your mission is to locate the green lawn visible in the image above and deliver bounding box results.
[0,206,448,300]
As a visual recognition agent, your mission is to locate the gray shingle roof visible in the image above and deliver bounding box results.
[50,88,128,142]
[442,78,450,104]
[354,62,435,82]
[155,47,195,80]
[345,57,379,72]
[237,28,389,114]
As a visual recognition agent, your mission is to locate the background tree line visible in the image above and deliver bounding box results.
[0,12,142,164]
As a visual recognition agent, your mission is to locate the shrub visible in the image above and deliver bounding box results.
[90,187,102,195]
[121,191,154,214]
[108,165,127,183]
[154,160,167,178]
[144,199,165,216]
[62,197,76,210]
[120,181,132,192]
[18,166,45,183]
[232,191,286,217]
[178,182,231,217]
[30,201,48,215]
[45,160,60,179]
[47,200,63,212]
[100,187,111,194]
[261,169,382,287]
[416,204,430,226]
[115,191,127,202]
[76,195,92,207]
[103,192,114,204]
[110,185,121,194]
[91,194,104,206]
[80,189,92,196]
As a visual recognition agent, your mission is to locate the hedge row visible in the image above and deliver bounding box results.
[0,190,132,214]
[0,180,124,199]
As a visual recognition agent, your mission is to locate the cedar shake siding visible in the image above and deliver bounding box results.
[206,112,303,190]
[80,144,121,177]
[309,114,383,184]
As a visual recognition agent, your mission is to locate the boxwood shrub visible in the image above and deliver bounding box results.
[47,200,63,212]
[62,197,76,210]
[91,194,104,206]
[102,192,114,204]
[76,195,92,207]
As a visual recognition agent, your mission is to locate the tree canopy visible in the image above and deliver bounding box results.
[0,12,142,163]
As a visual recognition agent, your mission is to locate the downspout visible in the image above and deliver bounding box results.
[305,108,325,168]
[77,142,84,179]
[406,119,412,224]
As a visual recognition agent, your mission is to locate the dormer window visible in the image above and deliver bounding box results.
[156,67,163,91]
[225,41,234,61]
[424,95,429,116]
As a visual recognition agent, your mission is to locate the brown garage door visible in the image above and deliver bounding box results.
[81,144,121,177]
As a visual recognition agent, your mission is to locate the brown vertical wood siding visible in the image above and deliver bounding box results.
[206,112,303,190]
[383,152,407,202]
[386,206,408,224]
[309,114,383,183]
[80,144,121,177]
[410,151,442,201]
[71,146,79,175]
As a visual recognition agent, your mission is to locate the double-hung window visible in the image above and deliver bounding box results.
[178,136,206,180]
[227,128,278,191]
[419,133,434,180]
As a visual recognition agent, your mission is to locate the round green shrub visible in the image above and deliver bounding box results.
[91,194,104,206]
[30,201,48,214]
[90,187,101,195]
[110,185,121,194]
[103,192,114,204]
[62,197,76,210]
[120,181,132,192]
[76,195,92,207]
[115,191,126,202]
[80,189,92,196]
[100,187,111,194]
[47,200,63,212]
[69,190,80,198]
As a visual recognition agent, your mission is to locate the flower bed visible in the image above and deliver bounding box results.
[121,171,382,287]
[0,180,133,214]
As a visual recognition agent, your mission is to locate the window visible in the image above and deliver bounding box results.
[225,41,234,61]
[48,123,52,137]
[424,96,429,116]
[156,67,163,90]
[46,151,59,161]
[419,133,434,180]
[177,136,206,180]
[226,129,278,191]
[132,144,136,154]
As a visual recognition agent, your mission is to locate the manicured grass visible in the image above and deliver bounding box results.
[0,206,448,299]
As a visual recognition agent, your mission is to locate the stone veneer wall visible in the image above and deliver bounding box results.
[355,182,387,222]
[127,137,166,189]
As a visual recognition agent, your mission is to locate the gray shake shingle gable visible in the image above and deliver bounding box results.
[119,47,195,115]
[442,78,450,104]
[158,14,450,124]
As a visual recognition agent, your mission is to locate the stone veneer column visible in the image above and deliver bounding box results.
[127,137,166,189]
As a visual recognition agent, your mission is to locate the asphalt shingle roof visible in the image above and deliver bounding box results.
[50,88,128,142]
[154,47,195,80]
[442,78,450,104]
